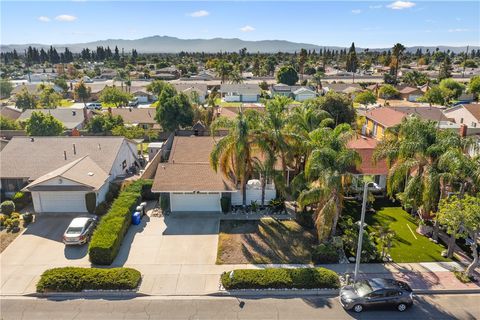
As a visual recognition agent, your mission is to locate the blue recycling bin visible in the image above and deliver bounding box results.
[132,211,141,225]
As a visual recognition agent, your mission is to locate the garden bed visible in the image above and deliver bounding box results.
[217,218,316,264]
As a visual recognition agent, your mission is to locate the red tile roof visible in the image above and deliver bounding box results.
[365,107,406,128]
[347,136,389,175]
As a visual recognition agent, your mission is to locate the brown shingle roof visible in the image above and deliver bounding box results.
[0,136,132,180]
[347,136,388,175]
[390,106,449,122]
[18,108,91,129]
[110,108,157,125]
[464,104,480,122]
[365,107,406,128]
[169,136,215,163]
[0,106,22,120]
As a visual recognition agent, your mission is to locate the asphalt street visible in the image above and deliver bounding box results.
[1,294,479,320]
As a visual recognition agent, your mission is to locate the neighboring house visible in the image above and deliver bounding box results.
[0,106,22,120]
[347,136,388,192]
[219,84,261,102]
[443,103,480,128]
[151,136,276,212]
[108,107,159,129]
[270,84,317,101]
[11,83,63,96]
[173,84,208,104]
[364,106,450,140]
[397,86,424,102]
[0,136,139,213]
[18,108,92,130]
[186,70,217,81]
[83,83,109,101]
[217,104,266,119]
[324,83,363,96]
[130,90,154,103]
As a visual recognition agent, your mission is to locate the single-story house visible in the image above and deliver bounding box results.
[152,136,276,212]
[398,86,424,102]
[347,136,388,192]
[219,84,261,102]
[0,136,139,213]
[324,83,363,96]
[18,108,92,130]
[173,83,208,104]
[0,106,22,120]
[270,84,317,101]
[443,104,480,128]
[11,83,63,96]
[108,107,159,130]
[131,90,154,103]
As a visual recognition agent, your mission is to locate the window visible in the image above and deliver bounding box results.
[460,118,464,124]
[472,122,477,128]
[122,160,127,169]
[368,290,385,299]
[386,290,401,297]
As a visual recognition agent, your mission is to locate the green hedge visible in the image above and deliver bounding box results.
[88,180,147,265]
[36,267,141,292]
[221,267,340,290]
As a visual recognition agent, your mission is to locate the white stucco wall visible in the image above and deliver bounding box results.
[109,140,138,177]
[231,188,277,206]
[444,107,480,128]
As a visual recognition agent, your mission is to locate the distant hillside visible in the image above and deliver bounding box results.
[1,35,477,54]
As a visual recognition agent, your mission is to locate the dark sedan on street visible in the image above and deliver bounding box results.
[340,278,413,313]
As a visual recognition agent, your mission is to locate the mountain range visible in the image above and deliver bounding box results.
[1,35,477,54]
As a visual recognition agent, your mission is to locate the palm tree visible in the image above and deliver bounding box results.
[392,43,406,84]
[215,60,233,84]
[375,224,396,260]
[210,110,258,207]
[312,71,325,93]
[252,154,276,206]
[298,124,360,242]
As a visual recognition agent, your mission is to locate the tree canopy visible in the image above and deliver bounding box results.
[25,111,64,136]
[276,65,299,86]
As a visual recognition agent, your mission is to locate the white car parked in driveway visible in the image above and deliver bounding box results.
[63,217,97,245]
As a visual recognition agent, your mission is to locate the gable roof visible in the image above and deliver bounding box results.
[109,108,157,125]
[390,106,449,122]
[365,107,406,127]
[24,156,109,191]
[293,87,317,95]
[152,136,236,192]
[325,83,362,93]
[463,104,480,122]
[18,108,90,129]
[0,136,134,180]
[219,84,261,95]
[173,83,208,94]
[398,86,423,94]
[0,106,22,120]
[347,136,388,175]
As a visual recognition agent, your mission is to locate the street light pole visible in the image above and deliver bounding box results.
[353,180,370,283]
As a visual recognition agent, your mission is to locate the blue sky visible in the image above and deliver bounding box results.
[1,1,479,47]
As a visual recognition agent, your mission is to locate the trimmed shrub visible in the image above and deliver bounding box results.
[12,192,30,210]
[160,194,170,212]
[221,267,340,290]
[22,212,33,226]
[312,243,340,264]
[36,267,141,293]
[85,192,97,214]
[105,183,120,203]
[140,179,156,200]
[94,201,110,216]
[0,201,15,216]
[220,196,231,214]
[0,213,7,227]
[88,180,145,265]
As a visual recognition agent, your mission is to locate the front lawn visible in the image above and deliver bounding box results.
[59,99,74,107]
[343,199,450,263]
[217,218,316,264]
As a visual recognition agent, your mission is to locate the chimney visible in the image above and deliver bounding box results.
[64,150,67,160]
[73,143,76,155]
[459,124,467,137]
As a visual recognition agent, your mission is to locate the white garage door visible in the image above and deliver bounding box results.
[170,193,221,212]
[36,191,87,213]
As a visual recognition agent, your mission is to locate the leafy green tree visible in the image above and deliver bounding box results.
[215,60,233,84]
[439,78,465,104]
[463,195,480,277]
[276,65,299,85]
[15,88,37,110]
[354,91,376,105]
[155,92,194,132]
[378,84,399,103]
[146,80,169,97]
[0,116,20,130]
[309,91,355,124]
[467,75,480,101]
[418,86,445,106]
[74,81,91,106]
[438,56,452,80]
[346,42,358,82]
[402,70,429,86]
[86,113,123,134]
[25,111,64,136]
[54,78,69,94]
[99,86,131,107]
[38,86,61,108]
[111,125,146,139]
[298,124,360,242]
[437,196,466,258]
[0,79,13,99]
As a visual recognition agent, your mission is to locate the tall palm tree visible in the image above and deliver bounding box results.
[210,110,258,207]
[298,124,360,242]
[392,43,406,85]
[312,71,325,93]
[215,60,233,84]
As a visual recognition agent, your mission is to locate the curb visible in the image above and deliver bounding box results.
[28,291,146,299]
[214,289,339,297]
[413,289,480,295]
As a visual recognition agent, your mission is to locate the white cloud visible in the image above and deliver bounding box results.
[55,14,78,22]
[188,10,209,18]
[38,16,51,22]
[448,28,469,33]
[240,25,255,32]
[351,9,362,14]
[369,5,382,9]
[387,1,416,10]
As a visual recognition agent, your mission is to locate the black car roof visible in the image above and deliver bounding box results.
[368,278,407,291]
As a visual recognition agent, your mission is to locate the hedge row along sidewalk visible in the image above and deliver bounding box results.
[88,179,153,265]
[36,267,141,293]
[221,267,340,290]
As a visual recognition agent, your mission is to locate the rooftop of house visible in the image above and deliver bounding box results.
[172,83,208,93]
[324,83,362,93]
[219,84,261,95]
[0,136,134,180]
[109,107,157,125]
[0,106,22,120]
[463,104,480,122]
[398,86,423,94]
[24,156,109,192]
[18,108,91,129]
[365,107,406,128]
[271,84,313,93]
[347,136,388,175]
[152,136,236,192]
[390,106,449,122]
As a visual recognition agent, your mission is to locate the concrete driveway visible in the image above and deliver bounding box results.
[0,216,91,295]
[115,213,222,295]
